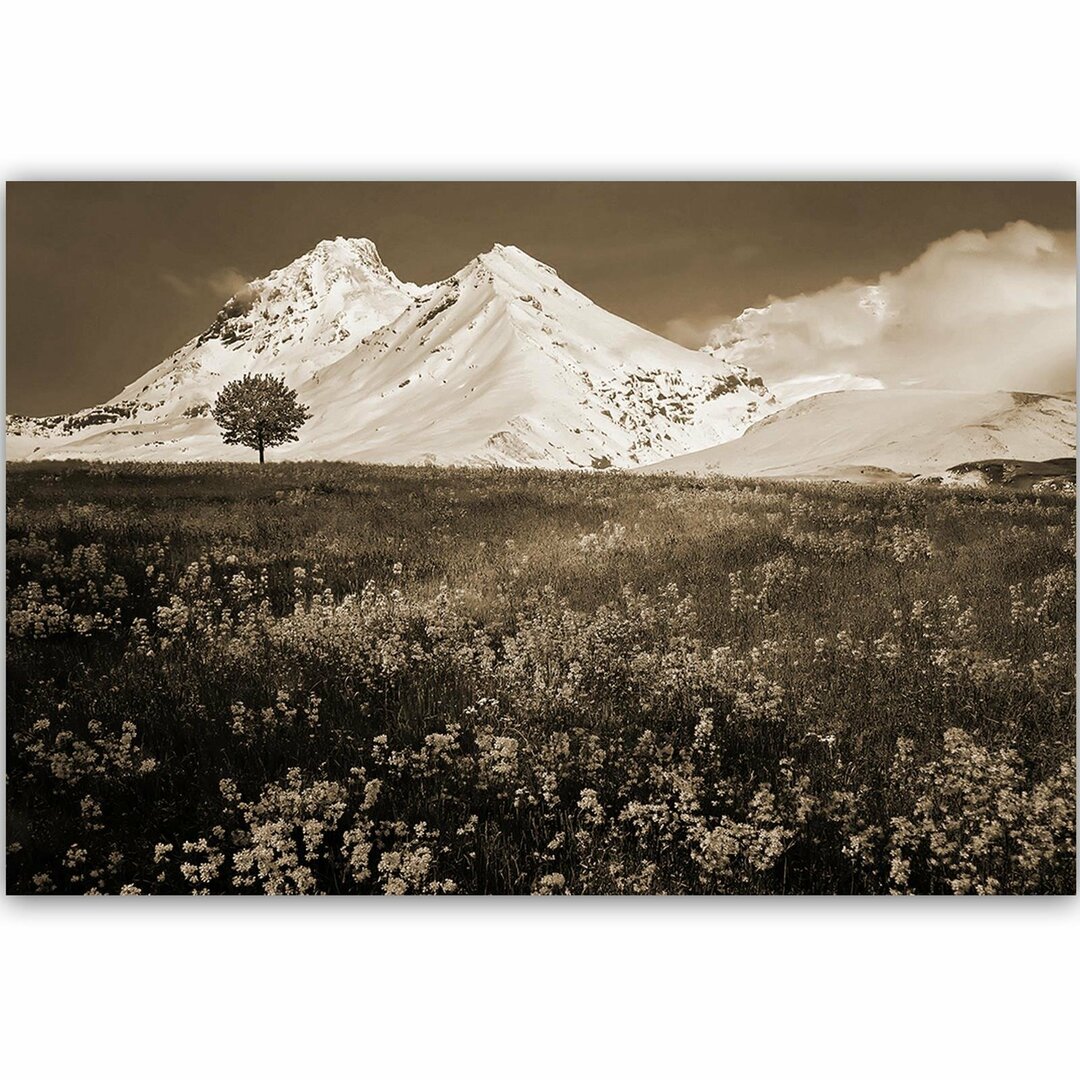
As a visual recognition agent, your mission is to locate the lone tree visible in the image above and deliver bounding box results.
[211,374,312,463]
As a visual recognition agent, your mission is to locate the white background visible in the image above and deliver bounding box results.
[2,2,1077,1076]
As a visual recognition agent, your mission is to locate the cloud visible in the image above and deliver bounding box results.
[205,267,250,300]
[160,271,196,298]
[705,221,1076,395]
[664,312,733,347]
[160,266,250,302]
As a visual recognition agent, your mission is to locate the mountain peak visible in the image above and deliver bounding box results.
[478,243,556,273]
[289,236,389,277]
[87,236,421,413]
[251,236,422,305]
[460,244,563,296]
[312,235,380,259]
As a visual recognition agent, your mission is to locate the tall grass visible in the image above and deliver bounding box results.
[6,461,1075,894]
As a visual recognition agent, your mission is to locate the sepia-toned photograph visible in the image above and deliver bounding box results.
[5,180,1076,895]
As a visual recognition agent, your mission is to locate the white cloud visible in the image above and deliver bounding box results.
[159,271,196,298]
[706,221,1076,395]
[205,267,249,300]
[160,266,250,301]
[664,312,731,347]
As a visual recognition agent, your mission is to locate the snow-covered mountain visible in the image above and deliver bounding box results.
[295,244,777,467]
[637,389,1077,482]
[7,238,422,459]
[7,240,777,468]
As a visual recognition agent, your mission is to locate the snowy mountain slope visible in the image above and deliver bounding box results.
[293,244,777,467]
[7,241,777,468]
[638,389,1077,481]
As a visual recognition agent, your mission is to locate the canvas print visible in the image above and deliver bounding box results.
[5,181,1075,895]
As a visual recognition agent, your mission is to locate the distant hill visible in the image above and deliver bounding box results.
[941,456,1075,491]
[638,389,1077,482]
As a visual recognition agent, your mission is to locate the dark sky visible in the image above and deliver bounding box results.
[6,181,1075,415]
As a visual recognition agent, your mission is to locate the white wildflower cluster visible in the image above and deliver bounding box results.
[229,769,349,895]
[888,731,1076,895]
[14,716,157,787]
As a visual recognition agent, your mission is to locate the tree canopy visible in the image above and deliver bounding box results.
[210,374,311,463]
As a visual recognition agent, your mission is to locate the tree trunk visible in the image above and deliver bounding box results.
[258,442,264,464]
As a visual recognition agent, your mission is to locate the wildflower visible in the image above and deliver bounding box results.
[534,872,567,895]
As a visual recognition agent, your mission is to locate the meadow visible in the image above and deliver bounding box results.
[5,461,1075,895]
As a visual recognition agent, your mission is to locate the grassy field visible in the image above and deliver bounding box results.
[5,461,1075,894]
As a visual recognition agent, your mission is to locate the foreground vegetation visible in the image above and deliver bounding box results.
[6,461,1075,894]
